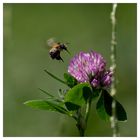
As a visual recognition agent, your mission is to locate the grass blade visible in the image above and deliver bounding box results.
[38,88,54,98]
[38,88,62,102]
[44,69,67,85]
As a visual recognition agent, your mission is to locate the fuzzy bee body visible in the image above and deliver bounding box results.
[47,38,70,62]
[49,47,63,61]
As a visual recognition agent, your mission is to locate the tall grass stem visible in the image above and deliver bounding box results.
[110,3,120,137]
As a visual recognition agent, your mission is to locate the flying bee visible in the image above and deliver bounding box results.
[47,38,70,62]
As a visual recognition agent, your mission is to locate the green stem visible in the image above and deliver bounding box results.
[85,98,92,124]
[76,98,92,137]
[76,108,85,137]
[79,126,85,137]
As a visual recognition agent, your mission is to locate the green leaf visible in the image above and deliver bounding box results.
[102,90,112,117]
[24,100,68,114]
[65,102,80,111]
[44,69,67,85]
[64,83,92,111]
[96,91,110,121]
[115,99,127,121]
[103,90,127,121]
[96,90,127,121]
[92,88,101,99]
[64,73,78,88]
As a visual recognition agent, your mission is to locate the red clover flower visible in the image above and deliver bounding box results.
[68,51,113,88]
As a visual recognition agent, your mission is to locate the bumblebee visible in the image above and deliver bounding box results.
[47,38,70,62]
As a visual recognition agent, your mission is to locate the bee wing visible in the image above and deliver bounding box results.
[47,37,57,47]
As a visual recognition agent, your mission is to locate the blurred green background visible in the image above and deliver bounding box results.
[3,3,136,136]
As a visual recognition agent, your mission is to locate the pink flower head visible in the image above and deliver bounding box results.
[68,51,112,88]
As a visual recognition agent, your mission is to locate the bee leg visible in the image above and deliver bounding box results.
[61,44,70,54]
[60,57,64,62]
[56,55,64,62]
[63,47,70,55]
[65,49,70,55]
[59,55,64,62]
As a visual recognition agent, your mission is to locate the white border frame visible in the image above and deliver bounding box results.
[1,1,139,140]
